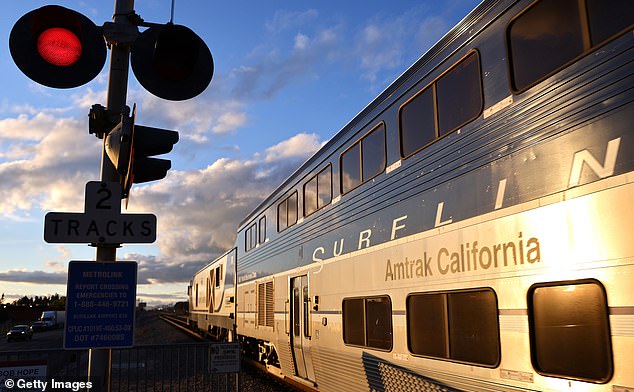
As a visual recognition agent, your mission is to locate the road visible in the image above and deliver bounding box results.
[0,328,64,352]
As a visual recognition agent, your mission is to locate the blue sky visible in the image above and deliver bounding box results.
[0,0,480,306]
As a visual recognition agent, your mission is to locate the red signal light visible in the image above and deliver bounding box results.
[9,5,106,89]
[37,28,82,67]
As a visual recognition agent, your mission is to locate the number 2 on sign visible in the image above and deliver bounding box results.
[95,187,113,210]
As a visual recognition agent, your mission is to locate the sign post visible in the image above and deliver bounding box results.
[90,1,134,389]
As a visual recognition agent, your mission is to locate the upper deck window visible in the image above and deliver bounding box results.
[277,191,298,232]
[437,52,483,136]
[508,0,634,92]
[587,0,634,46]
[400,51,482,159]
[245,216,266,251]
[304,164,332,217]
[258,216,266,244]
[340,123,386,194]
[245,223,257,251]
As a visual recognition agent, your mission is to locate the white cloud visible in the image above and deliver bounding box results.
[294,33,310,50]
[213,111,247,134]
[0,113,100,215]
[264,133,321,163]
[265,9,319,33]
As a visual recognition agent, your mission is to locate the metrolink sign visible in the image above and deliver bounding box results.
[44,181,156,245]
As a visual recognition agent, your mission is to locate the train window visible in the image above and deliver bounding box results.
[277,191,298,232]
[448,290,499,365]
[436,52,482,136]
[288,192,298,227]
[258,216,266,244]
[341,123,386,195]
[245,223,257,251]
[304,176,318,217]
[508,0,584,91]
[365,296,392,350]
[400,52,483,158]
[528,279,613,383]
[278,200,287,231]
[303,286,310,338]
[343,298,365,346]
[318,166,332,208]
[400,87,435,158]
[407,293,448,358]
[509,0,634,92]
[304,164,332,217]
[293,287,301,336]
[407,288,500,367]
[362,124,386,182]
[341,143,361,194]
[586,0,634,46]
[343,296,392,350]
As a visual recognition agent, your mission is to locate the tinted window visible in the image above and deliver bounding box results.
[304,165,332,217]
[437,52,482,136]
[343,298,365,346]
[288,192,298,226]
[245,223,257,251]
[407,289,500,366]
[277,199,287,231]
[362,124,386,181]
[277,192,298,232]
[317,166,332,209]
[407,293,447,358]
[528,280,613,382]
[258,216,266,244]
[341,143,361,194]
[587,0,634,45]
[293,287,301,336]
[341,124,386,194]
[366,297,392,350]
[448,290,499,365]
[343,296,392,350]
[508,0,584,91]
[400,87,435,158]
[304,176,318,217]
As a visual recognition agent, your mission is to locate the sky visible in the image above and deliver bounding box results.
[0,0,481,306]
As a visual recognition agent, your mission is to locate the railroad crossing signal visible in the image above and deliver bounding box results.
[105,106,179,198]
[9,5,107,89]
[9,5,213,101]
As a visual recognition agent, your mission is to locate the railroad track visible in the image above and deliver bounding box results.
[157,313,309,392]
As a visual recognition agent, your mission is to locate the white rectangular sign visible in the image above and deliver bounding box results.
[43,181,156,244]
[209,342,240,374]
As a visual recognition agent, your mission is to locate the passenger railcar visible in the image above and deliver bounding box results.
[188,0,634,390]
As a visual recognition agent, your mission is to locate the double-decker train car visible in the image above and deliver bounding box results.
[188,0,634,390]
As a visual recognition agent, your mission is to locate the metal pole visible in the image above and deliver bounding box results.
[88,0,134,391]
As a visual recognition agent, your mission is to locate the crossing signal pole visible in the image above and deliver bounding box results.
[9,1,214,391]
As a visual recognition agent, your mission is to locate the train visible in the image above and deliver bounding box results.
[187,0,634,390]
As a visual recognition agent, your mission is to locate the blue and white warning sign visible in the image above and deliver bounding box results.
[64,260,137,349]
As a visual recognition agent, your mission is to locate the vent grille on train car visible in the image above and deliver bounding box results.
[257,281,274,328]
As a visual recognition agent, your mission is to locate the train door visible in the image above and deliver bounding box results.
[290,275,315,381]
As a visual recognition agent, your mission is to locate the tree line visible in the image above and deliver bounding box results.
[1,293,66,308]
